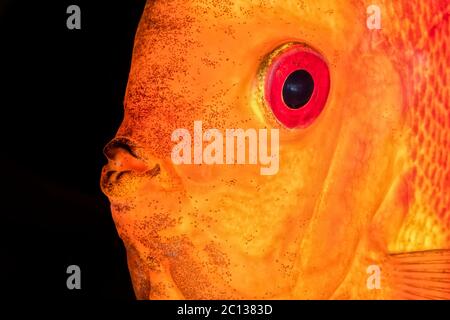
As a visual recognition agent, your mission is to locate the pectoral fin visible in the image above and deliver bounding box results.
[387,249,450,299]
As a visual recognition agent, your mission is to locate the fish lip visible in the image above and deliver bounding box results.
[101,135,164,198]
[103,136,146,161]
[100,163,162,198]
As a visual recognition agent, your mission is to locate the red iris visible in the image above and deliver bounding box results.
[264,44,330,129]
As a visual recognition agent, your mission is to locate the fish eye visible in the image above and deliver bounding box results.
[263,43,330,128]
[282,69,314,109]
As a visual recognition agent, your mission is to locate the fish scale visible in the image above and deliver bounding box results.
[377,0,450,252]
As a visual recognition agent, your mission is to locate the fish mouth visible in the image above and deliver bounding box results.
[100,162,161,199]
[103,136,146,161]
[100,135,164,199]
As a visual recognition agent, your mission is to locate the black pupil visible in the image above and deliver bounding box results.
[282,69,314,109]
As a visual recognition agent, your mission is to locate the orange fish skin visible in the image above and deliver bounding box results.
[100,0,450,299]
[381,0,450,252]
[332,0,450,299]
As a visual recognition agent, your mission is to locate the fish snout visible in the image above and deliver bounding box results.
[103,137,149,172]
[100,137,161,198]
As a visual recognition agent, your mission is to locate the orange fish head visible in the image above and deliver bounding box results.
[100,0,405,299]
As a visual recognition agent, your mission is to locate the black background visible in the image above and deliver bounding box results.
[1,0,449,312]
[0,0,147,299]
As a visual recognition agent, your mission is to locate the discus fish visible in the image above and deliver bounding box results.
[101,0,450,299]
